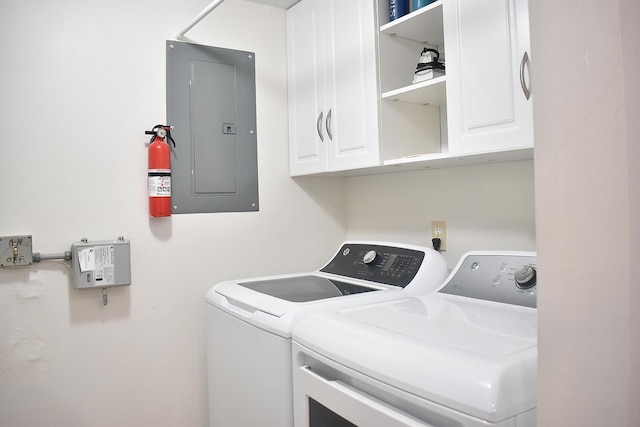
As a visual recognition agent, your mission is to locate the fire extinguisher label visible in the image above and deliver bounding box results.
[148,170,171,197]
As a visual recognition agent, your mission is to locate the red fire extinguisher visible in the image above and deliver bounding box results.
[146,125,175,217]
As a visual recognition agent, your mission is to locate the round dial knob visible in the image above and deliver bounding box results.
[363,250,379,265]
[514,265,537,289]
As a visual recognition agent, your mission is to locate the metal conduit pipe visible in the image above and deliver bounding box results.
[176,0,227,39]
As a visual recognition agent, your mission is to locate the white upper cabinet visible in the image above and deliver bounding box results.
[286,0,533,175]
[444,0,533,153]
[287,0,380,176]
[378,0,533,170]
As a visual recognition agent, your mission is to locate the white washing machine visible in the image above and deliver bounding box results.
[205,241,448,427]
[292,251,538,427]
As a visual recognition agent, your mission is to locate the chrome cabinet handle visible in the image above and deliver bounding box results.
[316,111,324,141]
[520,51,531,100]
[326,109,333,141]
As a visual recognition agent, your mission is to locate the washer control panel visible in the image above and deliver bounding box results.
[320,243,425,287]
[438,252,537,308]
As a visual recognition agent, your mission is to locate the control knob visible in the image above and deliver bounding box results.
[363,250,379,265]
[514,265,537,289]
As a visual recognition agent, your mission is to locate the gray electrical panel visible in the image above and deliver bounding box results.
[71,239,131,289]
[166,40,259,214]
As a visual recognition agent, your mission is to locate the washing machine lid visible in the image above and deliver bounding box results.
[236,276,379,302]
[212,273,388,318]
[292,293,537,423]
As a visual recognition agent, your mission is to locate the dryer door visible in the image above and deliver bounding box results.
[295,365,427,427]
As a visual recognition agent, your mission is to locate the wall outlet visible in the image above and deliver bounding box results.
[431,221,447,251]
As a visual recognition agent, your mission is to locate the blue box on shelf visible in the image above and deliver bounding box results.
[389,0,410,21]
[413,0,437,11]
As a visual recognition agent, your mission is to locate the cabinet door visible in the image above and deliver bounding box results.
[324,0,381,172]
[445,0,533,153]
[287,0,329,176]
[287,0,380,176]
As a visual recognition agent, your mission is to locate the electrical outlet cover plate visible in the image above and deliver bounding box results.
[431,220,447,251]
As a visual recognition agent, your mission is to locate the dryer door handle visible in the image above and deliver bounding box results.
[295,366,432,427]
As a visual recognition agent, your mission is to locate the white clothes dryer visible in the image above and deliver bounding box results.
[292,251,538,427]
[205,241,448,427]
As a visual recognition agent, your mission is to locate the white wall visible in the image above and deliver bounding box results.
[531,0,640,425]
[345,160,536,267]
[0,1,346,426]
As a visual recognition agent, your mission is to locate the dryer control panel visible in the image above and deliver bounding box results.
[320,243,425,288]
[438,252,537,308]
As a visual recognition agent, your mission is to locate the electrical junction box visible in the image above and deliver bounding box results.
[0,235,33,267]
[71,239,131,289]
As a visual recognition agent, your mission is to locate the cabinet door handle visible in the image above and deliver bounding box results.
[316,111,324,141]
[326,109,333,141]
[520,51,531,100]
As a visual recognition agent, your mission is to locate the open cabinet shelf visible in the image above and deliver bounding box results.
[380,1,444,45]
[378,0,448,166]
[381,75,446,106]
